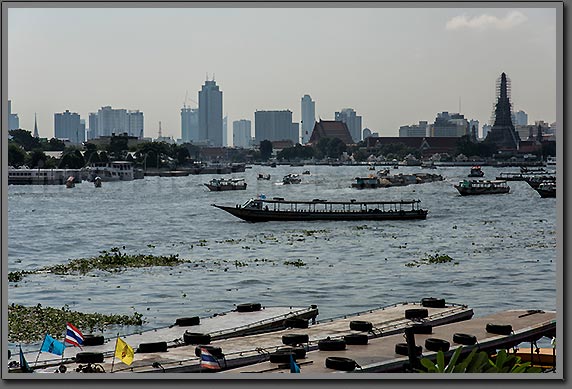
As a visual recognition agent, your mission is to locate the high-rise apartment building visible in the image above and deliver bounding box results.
[54,110,84,144]
[254,110,297,144]
[88,107,144,139]
[181,106,199,142]
[301,95,315,144]
[233,119,252,148]
[514,110,528,126]
[198,79,223,146]
[335,108,362,143]
[8,100,20,130]
[399,121,429,137]
[223,116,228,146]
[430,112,469,137]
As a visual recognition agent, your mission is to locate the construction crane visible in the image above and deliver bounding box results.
[183,90,198,109]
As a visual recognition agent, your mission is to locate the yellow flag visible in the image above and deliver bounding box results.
[115,337,134,366]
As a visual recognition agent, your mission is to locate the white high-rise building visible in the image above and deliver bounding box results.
[8,100,20,130]
[89,106,144,139]
[181,107,199,142]
[198,79,223,146]
[514,110,528,126]
[54,110,84,144]
[335,108,362,143]
[127,110,144,138]
[301,95,315,144]
[399,121,429,137]
[233,119,251,148]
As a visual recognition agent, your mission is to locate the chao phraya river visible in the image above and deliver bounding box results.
[8,165,557,349]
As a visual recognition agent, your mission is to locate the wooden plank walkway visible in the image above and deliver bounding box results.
[226,309,556,374]
[107,301,473,373]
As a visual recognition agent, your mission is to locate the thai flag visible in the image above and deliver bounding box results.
[64,322,84,348]
[200,348,221,370]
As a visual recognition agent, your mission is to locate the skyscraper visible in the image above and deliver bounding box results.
[223,116,228,146]
[254,110,297,144]
[335,108,362,143]
[8,100,20,130]
[54,110,84,144]
[89,106,144,139]
[181,106,199,142]
[233,119,252,148]
[514,110,528,126]
[301,95,315,144]
[198,79,223,146]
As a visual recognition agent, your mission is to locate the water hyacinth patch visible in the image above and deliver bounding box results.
[405,252,458,267]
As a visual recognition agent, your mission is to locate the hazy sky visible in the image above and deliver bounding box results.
[7,6,557,141]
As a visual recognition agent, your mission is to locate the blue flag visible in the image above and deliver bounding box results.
[40,334,66,356]
[289,354,300,373]
[19,346,33,373]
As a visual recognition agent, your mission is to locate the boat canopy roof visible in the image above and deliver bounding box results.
[249,197,421,205]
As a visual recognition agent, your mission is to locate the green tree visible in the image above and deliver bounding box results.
[259,140,273,161]
[43,138,66,151]
[59,149,85,169]
[27,149,48,168]
[315,137,347,159]
[107,136,129,160]
[9,129,40,151]
[8,143,27,167]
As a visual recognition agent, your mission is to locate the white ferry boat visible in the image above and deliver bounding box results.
[8,167,82,185]
[84,161,134,182]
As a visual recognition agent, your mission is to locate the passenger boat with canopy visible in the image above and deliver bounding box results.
[212,197,428,222]
[454,179,510,196]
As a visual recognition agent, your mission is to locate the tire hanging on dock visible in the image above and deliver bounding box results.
[318,339,346,351]
[405,308,429,320]
[269,351,297,364]
[282,334,309,345]
[424,338,450,352]
[421,297,446,308]
[486,323,513,335]
[137,341,168,353]
[349,320,373,332]
[277,346,306,359]
[184,332,211,345]
[175,316,200,326]
[75,352,104,364]
[236,303,262,312]
[452,333,478,346]
[344,334,369,345]
[82,334,105,346]
[394,343,422,356]
[325,357,357,371]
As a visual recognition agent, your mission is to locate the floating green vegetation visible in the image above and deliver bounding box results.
[8,247,191,281]
[353,225,369,230]
[8,304,144,343]
[405,252,458,267]
[301,229,329,236]
[284,259,307,267]
[234,260,248,267]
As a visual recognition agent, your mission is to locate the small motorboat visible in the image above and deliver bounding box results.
[65,176,75,188]
[94,176,102,188]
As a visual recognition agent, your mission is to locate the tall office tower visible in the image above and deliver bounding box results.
[399,121,429,137]
[181,106,199,142]
[301,95,315,144]
[88,112,99,140]
[484,72,520,150]
[334,108,362,143]
[469,120,480,139]
[8,100,20,130]
[54,110,84,144]
[233,119,252,148]
[80,119,86,142]
[254,110,297,144]
[430,112,469,137]
[97,106,128,137]
[127,110,144,138]
[514,110,528,126]
[223,116,228,146]
[198,79,223,146]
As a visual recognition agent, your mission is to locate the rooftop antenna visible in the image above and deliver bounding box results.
[459,96,461,113]
[158,121,162,138]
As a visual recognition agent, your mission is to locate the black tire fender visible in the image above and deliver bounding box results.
[425,338,450,352]
[421,297,446,308]
[137,341,168,353]
[325,357,356,371]
[411,323,433,334]
[283,318,309,329]
[486,323,513,335]
[269,351,297,364]
[184,332,211,345]
[277,346,306,359]
[282,334,309,345]
[405,308,429,320]
[452,333,477,346]
[82,334,105,346]
[349,320,373,332]
[318,339,346,351]
[344,334,369,345]
[194,345,223,358]
[176,316,200,326]
[395,343,422,356]
[75,352,104,364]
[236,303,262,312]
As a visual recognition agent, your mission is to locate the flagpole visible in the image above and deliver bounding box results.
[61,325,67,364]
[34,338,44,367]
[110,333,119,373]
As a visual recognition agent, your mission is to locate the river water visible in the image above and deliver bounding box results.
[7,165,557,350]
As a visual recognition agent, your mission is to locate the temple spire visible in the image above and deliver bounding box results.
[33,113,39,138]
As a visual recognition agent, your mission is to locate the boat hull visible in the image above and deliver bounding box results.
[213,205,427,222]
[536,188,556,198]
[204,184,247,191]
[455,186,510,195]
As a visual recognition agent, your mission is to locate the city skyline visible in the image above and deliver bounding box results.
[7,6,557,140]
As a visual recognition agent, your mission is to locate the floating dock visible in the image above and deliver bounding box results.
[227,309,556,374]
